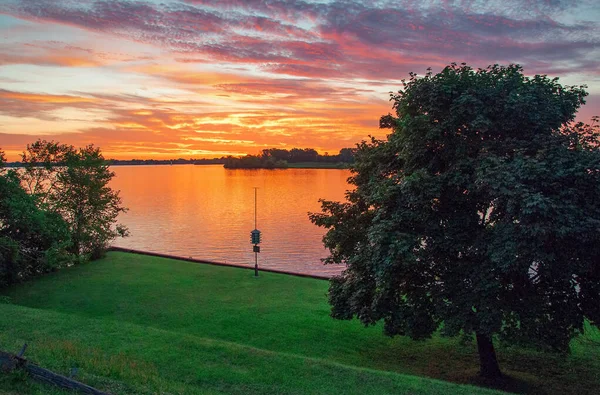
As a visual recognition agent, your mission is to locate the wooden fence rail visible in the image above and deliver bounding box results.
[0,344,110,395]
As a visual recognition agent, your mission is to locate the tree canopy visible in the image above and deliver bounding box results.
[310,63,600,378]
[224,147,355,169]
[0,150,71,287]
[20,141,128,259]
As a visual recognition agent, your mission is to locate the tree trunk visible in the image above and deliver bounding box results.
[476,333,502,379]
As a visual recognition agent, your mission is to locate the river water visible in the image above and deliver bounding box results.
[110,165,351,276]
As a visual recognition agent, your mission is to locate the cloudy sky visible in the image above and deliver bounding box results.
[0,0,598,160]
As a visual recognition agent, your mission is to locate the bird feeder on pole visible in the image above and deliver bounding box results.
[251,187,261,277]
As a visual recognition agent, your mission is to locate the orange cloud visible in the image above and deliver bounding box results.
[0,52,102,67]
[0,94,389,161]
[0,90,96,104]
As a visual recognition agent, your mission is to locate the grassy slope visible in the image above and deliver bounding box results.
[0,252,598,394]
[0,304,498,395]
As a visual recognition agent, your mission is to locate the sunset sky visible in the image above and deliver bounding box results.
[0,0,598,160]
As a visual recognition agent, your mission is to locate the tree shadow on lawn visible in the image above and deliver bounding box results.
[361,336,599,395]
[467,371,543,394]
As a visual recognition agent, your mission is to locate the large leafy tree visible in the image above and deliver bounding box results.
[310,64,600,378]
[21,141,128,259]
[0,149,72,287]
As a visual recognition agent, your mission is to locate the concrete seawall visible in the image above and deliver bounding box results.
[107,246,332,280]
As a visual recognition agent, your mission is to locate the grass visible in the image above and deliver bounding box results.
[0,252,598,394]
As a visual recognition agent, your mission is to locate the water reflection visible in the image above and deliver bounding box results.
[110,165,350,276]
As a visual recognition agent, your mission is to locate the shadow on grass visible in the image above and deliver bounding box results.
[467,371,546,395]
[362,334,599,395]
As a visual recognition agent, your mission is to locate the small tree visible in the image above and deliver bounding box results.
[54,145,129,258]
[310,64,600,378]
[21,141,128,259]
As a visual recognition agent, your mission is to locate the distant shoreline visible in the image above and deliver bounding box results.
[4,147,355,170]
[4,162,351,169]
[286,162,350,169]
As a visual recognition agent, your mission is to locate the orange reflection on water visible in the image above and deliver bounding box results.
[110,165,350,276]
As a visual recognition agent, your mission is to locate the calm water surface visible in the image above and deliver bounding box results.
[111,165,351,276]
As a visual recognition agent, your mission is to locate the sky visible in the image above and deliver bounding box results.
[0,0,599,161]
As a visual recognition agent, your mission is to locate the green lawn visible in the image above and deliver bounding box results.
[0,252,598,394]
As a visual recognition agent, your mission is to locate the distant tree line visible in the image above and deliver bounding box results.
[0,140,128,288]
[3,150,355,169]
[2,157,227,168]
[108,158,226,166]
[223,148,356,169]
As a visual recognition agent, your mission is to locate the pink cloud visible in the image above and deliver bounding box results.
[2,0,597,80]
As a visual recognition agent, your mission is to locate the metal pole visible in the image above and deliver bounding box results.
[254,251,258,277]
[254,187,258,277]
